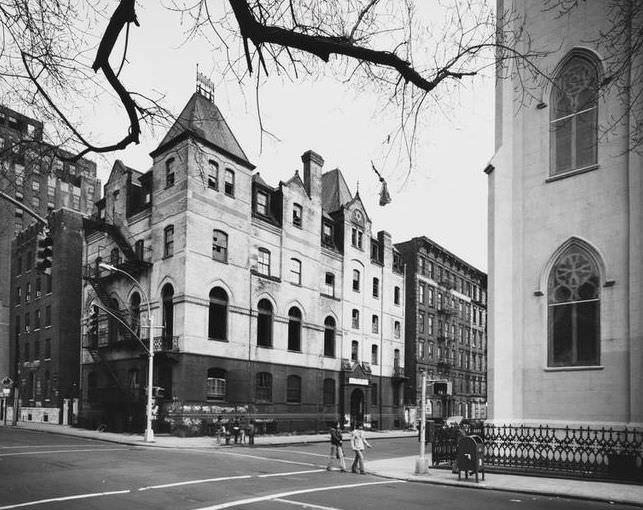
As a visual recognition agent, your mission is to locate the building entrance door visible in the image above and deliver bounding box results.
[350,388,364,428]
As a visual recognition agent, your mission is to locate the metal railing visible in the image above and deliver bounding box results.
[431,423,643,482]
[153,335,180,352]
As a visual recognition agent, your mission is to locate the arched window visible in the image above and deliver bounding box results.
[257,299,273,347]
[323,378,336,406]
[166,158,175,187]
[548,244,600,366]
[256,372,272,402]
[287,375,302,403]
[352,269,360,292]
[207,368,226,401]
[212,230,228,263]
[208,287,228,340]
[289,258,302,285]
[324,316,336,357]
[550,52,599,175]
[287,306,302,351]
[130,292,141,338]
[162,284,174,339]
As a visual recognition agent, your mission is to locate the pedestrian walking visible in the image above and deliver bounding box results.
[214,416,224,445]
[350,423,372,474]
[326,422,347,472]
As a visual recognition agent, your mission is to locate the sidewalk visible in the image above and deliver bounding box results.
[5,422,643,506]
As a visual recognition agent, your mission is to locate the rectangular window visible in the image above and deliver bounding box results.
[25,312,30,332]
[134,239,145,260]
[16,286,21,304]
[371,315,379,334]
[34,340,40,359]
[212,230,228,263]
[45,305,51,327]
[372,277,379,298]
[352,309,360,329]
[224,169,235,197]
[418,341,425,359]
[371,344,378,365]
[394,286,400,305]
[208,160,219,190]
[166,159,175,187]
[418,310,425,333]
[256,190,269,215]
[45,338,51,359]
[322,223,333,246]
[324,272,335,297]
[258,248,271,276]
[164,225,174,257]
[352,269,360,292]
[351,340,359,362]
[32,196,40,209]
[25,283,31,303]
[351,228,363,249]
[394,321,401,338]
[419,283,425,304]
[46,275,52,293]
[286,376,301,403]
[290,258,302,285]
[292,203,302,227]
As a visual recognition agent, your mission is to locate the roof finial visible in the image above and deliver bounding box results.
[196,65,215,103]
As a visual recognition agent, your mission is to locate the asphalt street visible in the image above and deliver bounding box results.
[0,427,636,510]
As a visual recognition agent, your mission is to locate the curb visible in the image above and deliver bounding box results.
[367,469,643,507]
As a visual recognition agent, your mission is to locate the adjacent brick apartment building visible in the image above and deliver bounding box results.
[9,208,85,422]
[396,237,487,420]
[80,90,406,434]
[0,104,99,380]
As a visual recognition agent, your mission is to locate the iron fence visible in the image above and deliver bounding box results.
[432,423,643,482]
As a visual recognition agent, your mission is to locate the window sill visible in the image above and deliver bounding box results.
[320,293,340,301]
[544,365,604,372]
[546,164,599,183]
[323,354,336,359]
[162,254,173,260]
[257,344,273,349]
[288,349,302,353]
[251,270,281,283]
[164,184,174,190]
[208,337,228,342]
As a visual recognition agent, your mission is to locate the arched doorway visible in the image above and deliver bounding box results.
[350,388,364,428]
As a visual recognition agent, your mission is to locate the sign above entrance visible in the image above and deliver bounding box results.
[348,377,369,386]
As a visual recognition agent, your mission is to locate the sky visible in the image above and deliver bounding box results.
[82,3,494,272]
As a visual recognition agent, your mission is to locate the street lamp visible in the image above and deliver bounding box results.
[98,262,155,443]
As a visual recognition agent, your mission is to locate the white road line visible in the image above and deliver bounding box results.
[258,469,325,478]
[257,448,328,458]
[0,490,131,510]
[0,447,130,457]
[273,498,344,510]
[194,480,406,510]
[138,475,252,491]
[214,450,322,468]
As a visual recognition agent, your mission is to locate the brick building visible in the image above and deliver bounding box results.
[9,209,85,422]
[0,105,99,379]
[396,237,487,420]
[80,90,406,434]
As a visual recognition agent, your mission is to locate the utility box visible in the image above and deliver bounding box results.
[455,434,485,482]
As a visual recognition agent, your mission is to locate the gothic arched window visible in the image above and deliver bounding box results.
[548,244,600,366]
[550,52,599,175]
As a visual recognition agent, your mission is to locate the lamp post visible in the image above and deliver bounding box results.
[415,370,428,474]
[98,262,155,442]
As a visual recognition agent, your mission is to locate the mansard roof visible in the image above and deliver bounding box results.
[321,168,353,213]
[151,92,255,169]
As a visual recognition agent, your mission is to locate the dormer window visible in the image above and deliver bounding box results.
[322,222,333,247]
[292,203,302,227]
[256,190,269,216]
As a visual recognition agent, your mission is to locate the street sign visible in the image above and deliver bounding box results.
[1,376,12,387]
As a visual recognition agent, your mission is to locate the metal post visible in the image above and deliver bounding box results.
[144,314,155,442]
[415,371,428,474]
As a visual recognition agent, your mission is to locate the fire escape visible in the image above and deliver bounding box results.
[82,215,153,404]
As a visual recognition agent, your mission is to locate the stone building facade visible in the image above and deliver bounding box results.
[80,91,406,434]
[396,237,487,421]
[488,0,642,426]
[0,104,98,381]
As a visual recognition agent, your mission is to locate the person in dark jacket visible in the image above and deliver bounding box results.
[326,422,347,472]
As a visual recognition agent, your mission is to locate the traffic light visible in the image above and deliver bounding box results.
[87,305,99,342]
[35,228,53,275]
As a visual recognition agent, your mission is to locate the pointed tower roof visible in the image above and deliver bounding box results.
[322,168,353,213]
[151,92,255,169]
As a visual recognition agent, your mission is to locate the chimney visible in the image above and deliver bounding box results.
[301,150,324,199]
